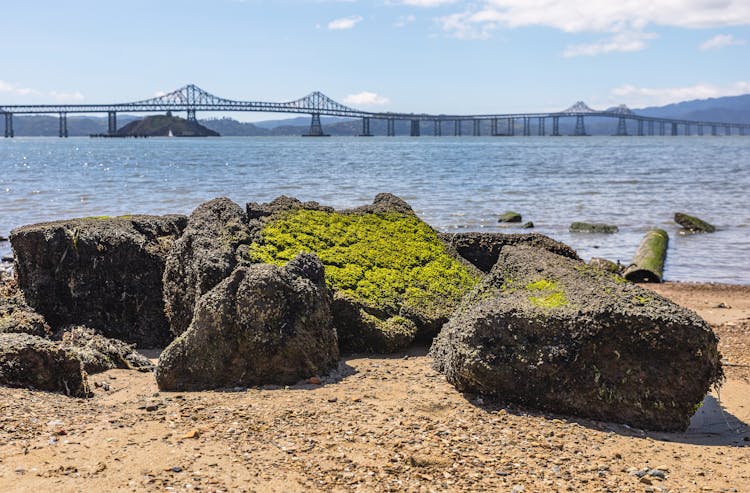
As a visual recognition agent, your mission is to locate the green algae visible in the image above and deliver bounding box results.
[525,279,569,309]
[248,209,479,314]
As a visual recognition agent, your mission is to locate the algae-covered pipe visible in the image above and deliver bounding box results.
[624,229,669,283]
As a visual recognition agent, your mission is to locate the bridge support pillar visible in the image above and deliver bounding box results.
[59,113,68,138]
[434,120,442,137]
[698,125,704,136]
[454,120,461,136]
[659,122,666,136]
[386,119,395,137]
[538,117,545,136]
[616,117,628,136]
[303,113,329,137]
[648,121,654,136]
[741,127,746,136]
[725,126,731,136]
[359,117,372,137]
[637,120,644,136]
[107,111,117,135]
[410,119,420,137]
[491,118,498,136]
[671,123,678,136]
[711,125,717,136]
[522,117,530,136]
[473,120,480,136]
[186,108,197,122]
[685,124,691,136]
[3,113,13,138]
[552,116,560,136]
[574,115,586,136]
[507,118,515,136]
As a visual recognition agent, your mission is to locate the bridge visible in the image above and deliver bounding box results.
[2,84,748,138]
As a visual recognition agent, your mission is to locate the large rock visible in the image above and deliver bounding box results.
[156,253,337,391]
[438,232,580,273]
[10,215,186,347]
[0,333,91,397]
[247,194,481,353]
[56,325,153,374]
[0,279,50,338]
[163,198,251,336]
[430,245,723,431]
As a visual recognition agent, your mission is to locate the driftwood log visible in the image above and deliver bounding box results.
[624,229,669,283]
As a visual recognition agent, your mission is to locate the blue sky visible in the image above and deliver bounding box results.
[1,0,749,120]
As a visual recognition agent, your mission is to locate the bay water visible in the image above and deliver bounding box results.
[1,136,748,284]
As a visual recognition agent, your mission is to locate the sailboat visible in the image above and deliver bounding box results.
[167,128,174,137]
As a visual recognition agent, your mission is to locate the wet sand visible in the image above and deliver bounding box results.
[0,282,748,492]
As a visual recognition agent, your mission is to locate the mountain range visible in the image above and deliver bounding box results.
[2,94,748,137]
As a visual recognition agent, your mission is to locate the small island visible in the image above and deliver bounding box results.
[114,112,219,137]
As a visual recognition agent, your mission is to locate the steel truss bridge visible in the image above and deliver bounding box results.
[2,84,749,138]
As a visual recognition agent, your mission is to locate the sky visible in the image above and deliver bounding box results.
[1,0,749,121]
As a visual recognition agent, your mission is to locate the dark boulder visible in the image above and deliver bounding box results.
[56,325,153,374]
[333,293,417,353]
[438,232,580,273]
[430,245,723,431]
[674,212,716,234]
[10,215,186,347]
[163,198,252,336]
[156,253,338,391]
[0,333,91,397]
[498,211,522,223]
[1,279,51,338]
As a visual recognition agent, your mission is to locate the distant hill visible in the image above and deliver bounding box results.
[634,94,750,124]
[117,114,219,137]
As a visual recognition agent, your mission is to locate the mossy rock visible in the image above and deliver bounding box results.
[674,212,716,234]
[431,245,723,431]
[499,211,522,223]
[569,222,619,234]
[247,194,481,353]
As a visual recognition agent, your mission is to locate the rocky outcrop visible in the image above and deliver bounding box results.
[438,232,580,273]
[248,194,481,353]
[156,254,337,391]
[163,198,252,336]
[56,325,153,374]
[0,333,91,397]
[0,282,51,338]
[431,245,723,431]
[10,215,186,347]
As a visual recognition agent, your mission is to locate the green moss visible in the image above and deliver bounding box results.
[248,209,479,314]
[525,279,569,309]
[81,215,111,221]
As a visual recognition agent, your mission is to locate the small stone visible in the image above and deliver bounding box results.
[716,302,731,309]
[54,429,67,436]
[648,469,667,479]
[521,221,534,229]
[308,376,322,385]
[170,466,183,473]
[181,429,200,439]
[327,397,338,403]
[14,468,26,475]
[495,470,510,477]
[639,477,653,485]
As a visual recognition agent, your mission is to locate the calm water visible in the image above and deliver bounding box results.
[1,136,749,284]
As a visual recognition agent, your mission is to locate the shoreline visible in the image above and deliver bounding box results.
[0,281,748,491]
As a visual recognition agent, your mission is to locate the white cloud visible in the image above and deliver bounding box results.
[699,33,746,51]
[0,80,84,101]
[327,15,363,30]
[563,31,657,57]
[437,0,750,53]
[343,91,391,106]
[611,81,750,107]
[394,14,417,28]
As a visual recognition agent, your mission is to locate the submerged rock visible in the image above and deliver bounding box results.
[56,325,153,374]
[430,245,722,431]
[247,194,481,353]
[498,211,523,223]
[674,212,716,234]
[163,198,251,336]
[156,254,337,391]
[569,222,619,234]
[10,214,186,348]
[0,333,91,397]
[438,232,580,273]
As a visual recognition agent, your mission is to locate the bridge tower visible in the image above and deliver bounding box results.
[616,117,628,136]
[410,119,420,137]
[698,125,704,136]
[3,113,13,138]
[685,124,691,136]
[538,117,545,136]
[58,113,68,138]
[671,122,678,136]
[359,117,373,137]
[711,125,717,136]
[741,127,746,136]
[574,115,586,136]
[304,113,329,137]
[454,120,461,136]
[552,116,560,136]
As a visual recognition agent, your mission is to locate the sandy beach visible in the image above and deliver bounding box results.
[0,281,748,493]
